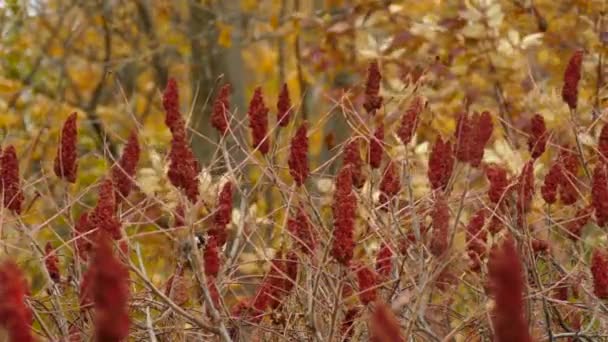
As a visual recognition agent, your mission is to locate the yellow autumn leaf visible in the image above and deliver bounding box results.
[216,22,232,48]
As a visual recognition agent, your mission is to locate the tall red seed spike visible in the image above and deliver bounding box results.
[469,111,493,167]
[210,182,233,246]
[466,209,487,258]
[397,96,424,145]
[288,123,309,187]
[74,211,93,262]
[79,264,94,311]
[111,131,140,199]
[430,193,450,257]
[162,78,184,135]
[167,132,200,203]
[600,123,608,162]
[203,236,220,278]
[369,301,405,342]
[541,162,561,205]
[54,112,78,183]
[566,206,593,241]
[369,122,384,169]
[591,248,608,299]
[558,147,580,205]
[379,160,400,209]
[485,164,510,204]
[488,236,533,342]
[0,260,34,342]
[340,307,360,341]
[284,252,298,293]
[0,146,24,214]
[592,163,608,227]
[163,78,200,203]
[375,243,393,278]
[277,83,291,127]
[527,114,548,159]
[516,161,535,219]
[44,242,60,283]
[211,83,231,135]
[254,257,291,311]
[332,165,356,266]
[91,232,130,342]
[427,136,454,191]
[207,276,221,309]
[454,111,473,163]
[354,264,378,305]
[562,50,584,110]
[531,239,549,255]
[363,60,383,115]
[343,138,366,188]
[288,207,317,255]
[90,179,122,240]
[247,86,270,154]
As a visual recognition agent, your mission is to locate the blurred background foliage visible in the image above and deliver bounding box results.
[0,0,607,323]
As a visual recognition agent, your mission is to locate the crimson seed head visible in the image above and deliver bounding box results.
[430,194,450,257]
[90,179,122,240]
[288,123,309,186]
[111,131,140,199]
[332,165,356,266]
[592,163,608,227]
[488,237,532,342]
[566,206,593,241]
[454,111,473,163]
[600,123,608,161]
[397,96,424,145]
[288,207,317,255]
[167,132,200,203]
[363,60,383,114]
[211,83,231,135]
[163,78,184,134]
[369,301,405,342]
[485,164,510,204]
[203,236,220,278]
[531,239,549,255]
[375,243,393,278]
[91,233,130,341]
[541,162,561,205]
[428,136,454,191]
[340,307,360,341]
[253,257,292,312]
[469,111,493,167]
[527,114,548,159]
[343,138,365,188]
[0,260,34,342]
[379,161,400,208]
[369,122,384,169]
[466,209,487,262]
[558,147,580,205]
[455,111,493,167]
[74,211,93,261]
[0,146,24,214]
[354,264,377,305]
[517,161,535,218]
[562,50,584,110]
[284,252,298,293]
[163,78,200,203]
[247,86,270,154]
[44,242,60,283]
[591,249,608,299]
[210,182,233,246]
[277,83,291,127]
[54,112,78,183]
